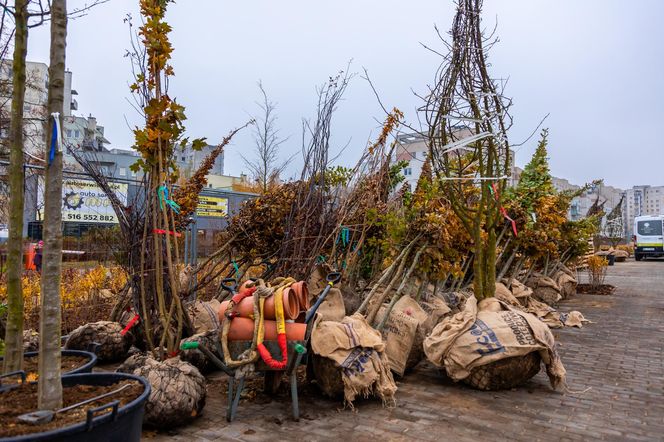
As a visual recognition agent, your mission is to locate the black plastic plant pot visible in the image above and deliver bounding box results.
[1,372,150,442]
[0,350,98,378]
[29,350,98,375]
[607,254,616,266]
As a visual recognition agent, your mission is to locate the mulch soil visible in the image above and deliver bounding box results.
[22,355,90,379]
[0,380,143,438]
[576,284,615,296]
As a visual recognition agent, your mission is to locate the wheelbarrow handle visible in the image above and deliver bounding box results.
[305,273,342,324]
[221,278,237,294]
[326,272,342,284]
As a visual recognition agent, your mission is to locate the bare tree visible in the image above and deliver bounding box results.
[2,0,107,374]
[37,0,66,410]
[241,81,289,193]
[603,195,625,248]
[3,0,29,374]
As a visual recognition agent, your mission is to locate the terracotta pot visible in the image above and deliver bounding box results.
[291,281,310,311]
[224,317,306,341]
[219,288,300,321]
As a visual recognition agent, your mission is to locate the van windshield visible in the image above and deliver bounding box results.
[637,220,663,236]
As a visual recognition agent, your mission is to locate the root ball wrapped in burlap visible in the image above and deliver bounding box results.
[65,321,132,362]
[311,314,397,406]
[117,354,206,428]
[463,352,542,390]
[23,329,40,352]
[553,269,577,300]
[526,273,562,306]
[179,332,218,373]
[311,354,345,398]
[424,297,566,391]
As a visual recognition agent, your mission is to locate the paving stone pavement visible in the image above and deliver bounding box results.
[148,259,664,441]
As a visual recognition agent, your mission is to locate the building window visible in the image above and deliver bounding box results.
[119,167,126,177]
[74,130,80,138]
[66,129,72,138]
[403,168,412,176]
[181,156,186,161]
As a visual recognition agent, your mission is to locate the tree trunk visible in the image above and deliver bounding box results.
[3,0,29,374]
[38,0,67,410]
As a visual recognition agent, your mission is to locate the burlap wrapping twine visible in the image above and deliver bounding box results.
[311,313,397,407]
[423,296,566,391]
[117,354,206,429]
[65,321,133,362]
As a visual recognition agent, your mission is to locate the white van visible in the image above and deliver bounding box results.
[634,215,664,261]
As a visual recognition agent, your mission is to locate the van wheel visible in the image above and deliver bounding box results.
[635,254,643,261]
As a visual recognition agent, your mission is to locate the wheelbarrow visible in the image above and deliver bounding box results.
[181,272,341,422]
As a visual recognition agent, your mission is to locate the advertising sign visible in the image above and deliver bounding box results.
[196,195,228,218]
[38,178,128,224]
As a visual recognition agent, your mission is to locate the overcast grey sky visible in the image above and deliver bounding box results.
[25,0,664,189]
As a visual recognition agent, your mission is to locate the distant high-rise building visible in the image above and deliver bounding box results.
[623,185,664,238]
[0,61,109,164]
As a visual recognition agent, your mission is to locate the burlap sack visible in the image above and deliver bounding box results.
[510,280,533,304]
[306,263,334,296]
[494,283,521,307]
[311,313,397,406]
[188,299,221,334]
[554,271,577,300]
[526,273,562,306]
[523,296,556,319]
[314,287,346,322]
[378,296,430,375]
[560,311,590,328]
[420,296,452,335]
[377,305,419,376]
[612,249,629,262]
[440,290,471,313]
[423,296,566,390]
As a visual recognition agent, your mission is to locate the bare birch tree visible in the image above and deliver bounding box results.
[241,81,289,193]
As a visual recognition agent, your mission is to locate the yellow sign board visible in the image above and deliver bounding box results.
[196,195,228,218]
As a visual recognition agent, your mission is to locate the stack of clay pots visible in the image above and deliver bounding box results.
[218,281,310,341]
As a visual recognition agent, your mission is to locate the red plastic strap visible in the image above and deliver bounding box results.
[257,333,288,369]
[168,350,179,358]
[152,228,182,237]
[231,286,257,304]
[500,207,518,236]
[491,183,518,236]
[121,314,140,336]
